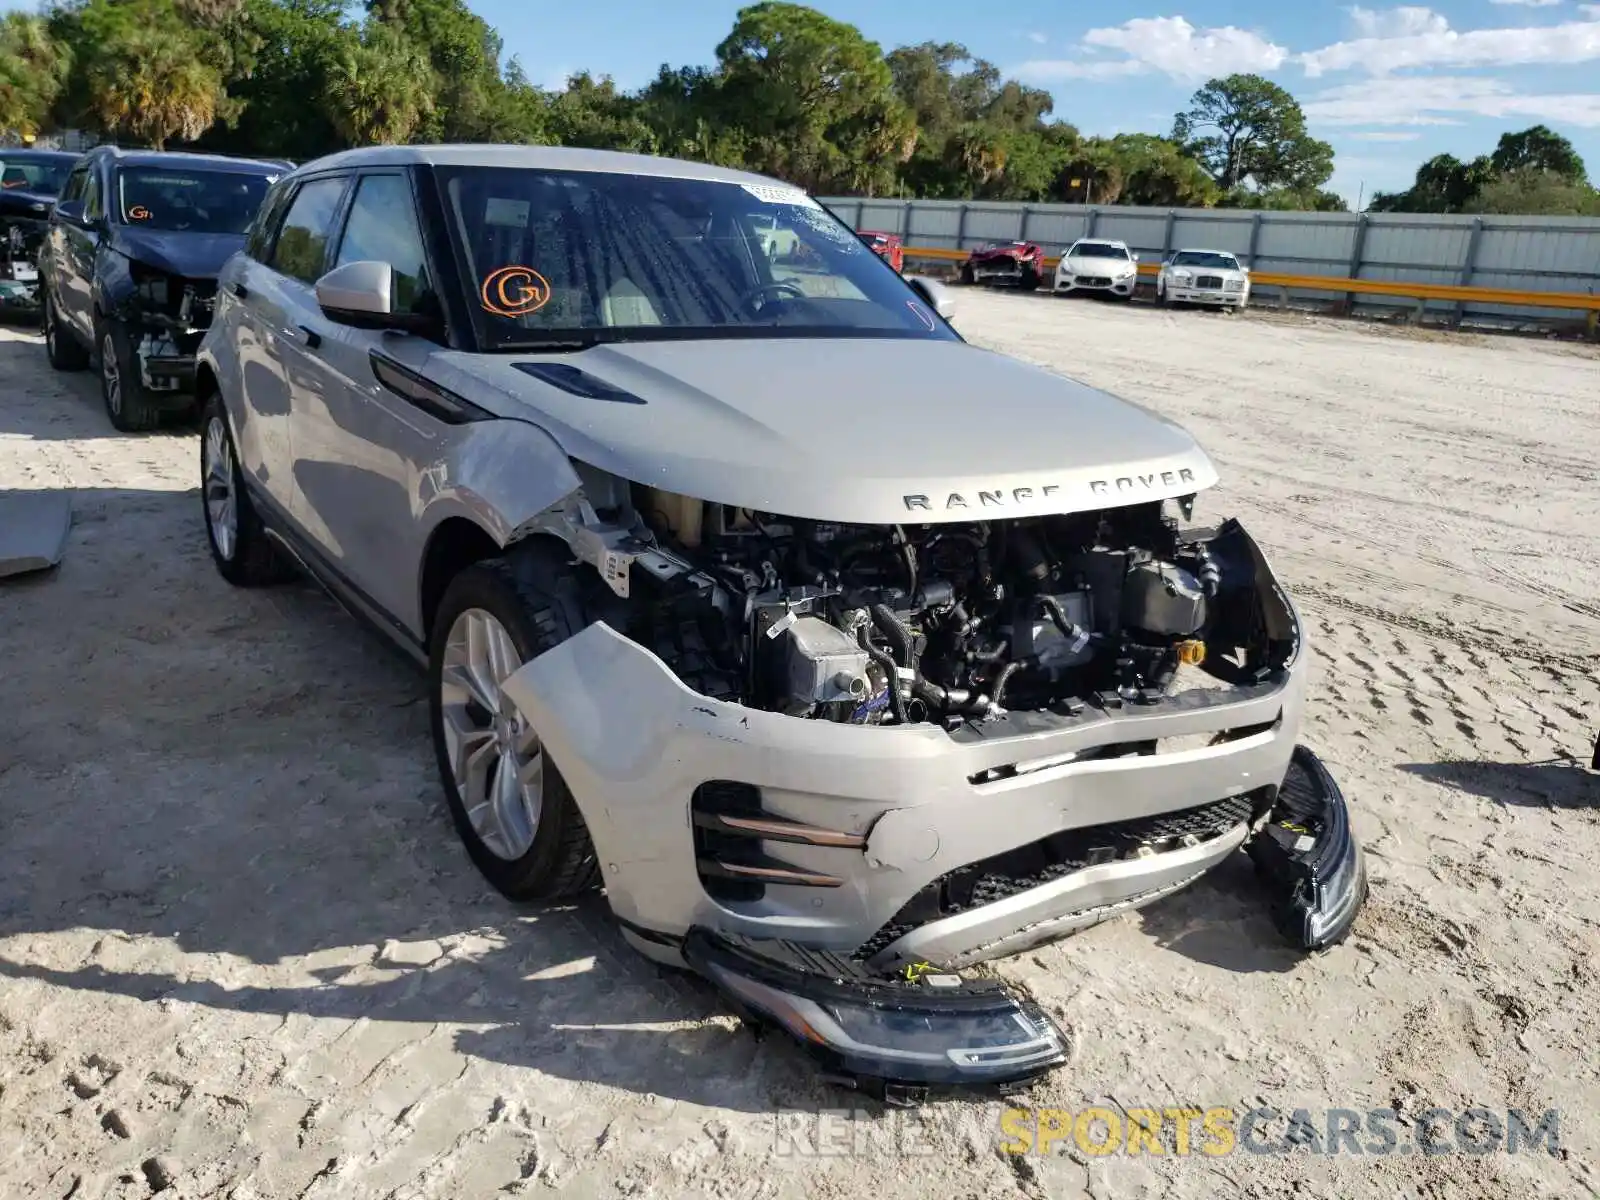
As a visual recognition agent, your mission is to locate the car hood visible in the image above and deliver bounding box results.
[434,337,1218,526]
[1062,255,1135,274]
[0,189,54,218]
[107,226,246,278]
[1170,264,1248,280]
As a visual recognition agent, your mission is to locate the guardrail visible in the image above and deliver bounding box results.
[899,244,1600,323]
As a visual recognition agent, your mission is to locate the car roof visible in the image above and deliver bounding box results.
[88,146,290,174]
[1172,247,1238,256]
[1072,237,1128,245]
[0,149,80,162]
[288,143,799,190]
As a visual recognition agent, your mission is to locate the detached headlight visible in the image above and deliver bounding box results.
[127,261,170,310]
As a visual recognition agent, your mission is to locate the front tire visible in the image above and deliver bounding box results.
[43,291,89,371]
[1020,265,1040,291]
[97,315,160,432]
[959,264,974,285]
[200,393,296,587]
[429,546,602,902]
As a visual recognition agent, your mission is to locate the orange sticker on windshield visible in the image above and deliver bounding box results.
[481,266,551,317]
[128,205,151,220]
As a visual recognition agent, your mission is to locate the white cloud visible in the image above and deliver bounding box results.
[1303,74,1600,126]
[1581,2,1600,12]
[1025,31,1048,45]
[1345,130,1425,140]
[1348,6,1450,37]
[1013,15,1288,83]
[1489,0,1563,6]
[1302,10,1600,75]
[1009,58,1151,81]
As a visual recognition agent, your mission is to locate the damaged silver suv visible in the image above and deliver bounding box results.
[195,145,1367,1101]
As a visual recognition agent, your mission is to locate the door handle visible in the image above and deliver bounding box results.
[229,281,248,298]
[297,324,322,350]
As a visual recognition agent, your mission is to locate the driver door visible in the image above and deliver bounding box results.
[285,169,448,633]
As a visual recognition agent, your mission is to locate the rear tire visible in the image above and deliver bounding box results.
[959,264,974,285]
[1020,265,1040,292]
[43,291,88,371]
[429,545,603,902]
[97,315,160,432]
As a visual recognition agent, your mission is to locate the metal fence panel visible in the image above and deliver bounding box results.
[819,195,1600,327]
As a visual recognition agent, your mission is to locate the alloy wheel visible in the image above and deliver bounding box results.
[202,416,238,561]
[439,608,544,861]
[101,332,121,415]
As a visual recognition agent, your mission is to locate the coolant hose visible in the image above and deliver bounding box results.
[991,661,1023,709]
[857,625,909,725]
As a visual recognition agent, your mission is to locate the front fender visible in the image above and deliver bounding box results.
[415,416,584,550]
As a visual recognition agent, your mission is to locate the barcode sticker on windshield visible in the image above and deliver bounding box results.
[739,183,816,208]
[485,197,531,227]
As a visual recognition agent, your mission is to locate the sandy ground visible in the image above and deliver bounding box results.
[2,293,1597,1200]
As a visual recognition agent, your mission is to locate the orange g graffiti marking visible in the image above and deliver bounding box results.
[481,266,551,317]
[128,205,152,220]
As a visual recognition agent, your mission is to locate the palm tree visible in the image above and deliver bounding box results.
[0,13,71,138]
[322,26,433,148]
[85,27,223,149]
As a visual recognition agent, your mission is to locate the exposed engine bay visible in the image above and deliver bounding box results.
[620,486,1291,725]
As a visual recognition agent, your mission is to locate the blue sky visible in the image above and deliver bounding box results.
[482,0,1600,205]
[10,0,1600,204]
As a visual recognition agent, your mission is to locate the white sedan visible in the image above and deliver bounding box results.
[1156,249,1251,310]
[1052,239,1138,300]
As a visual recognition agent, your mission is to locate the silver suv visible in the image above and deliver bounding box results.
[197,145,1365,1100]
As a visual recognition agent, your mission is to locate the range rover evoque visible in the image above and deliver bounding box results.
[193,144,1368,1101]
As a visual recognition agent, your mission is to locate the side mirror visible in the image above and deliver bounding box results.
[907,274,956,322]
[53,199,86,227]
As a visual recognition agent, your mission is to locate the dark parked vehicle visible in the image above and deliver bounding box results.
[37,146,289,431]
[0,149,80,319]
[959,240,1044,289]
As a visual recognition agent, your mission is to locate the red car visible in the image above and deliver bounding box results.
[960,241,1044,289]
[857,229,904,273]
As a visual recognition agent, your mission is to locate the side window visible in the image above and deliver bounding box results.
[268,176,347,285]
[83,167,103,220]
[332,173,430,313]
[245,180,292,263]
[60,167,87,204]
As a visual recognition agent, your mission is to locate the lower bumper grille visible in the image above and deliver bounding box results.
[853,791,1268,961]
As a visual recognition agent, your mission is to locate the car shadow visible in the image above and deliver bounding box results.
[0,328,200,440]
[1133,853,1304,975]
[1400,758,1597,809]
[0,482,837,1112]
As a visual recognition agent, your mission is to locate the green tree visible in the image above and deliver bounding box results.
[1173,74,1334,194]
[1100,133,1219,207]
[322,21,434,146]
[1463,169,1600,216]
[0,12,71,137]
[546,71,655,153]
[365,0,509,142]
[195,0,352,160]
[1489,125,1586,184]
[714,2,914,194]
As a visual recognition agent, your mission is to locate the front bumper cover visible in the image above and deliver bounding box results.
[682,929,1069,1103]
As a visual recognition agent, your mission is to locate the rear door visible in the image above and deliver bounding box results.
[229,173,350,521]
[57,162,103,340]
[282,168,448,635]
